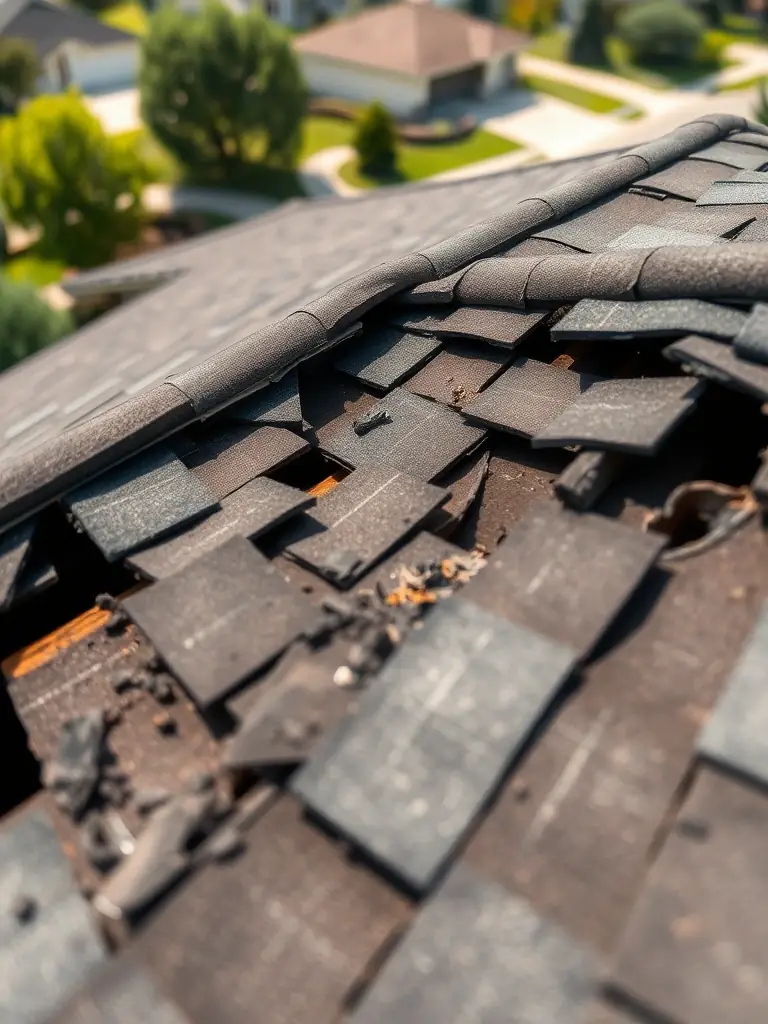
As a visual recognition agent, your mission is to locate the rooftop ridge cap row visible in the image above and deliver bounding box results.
[0,113,759,533]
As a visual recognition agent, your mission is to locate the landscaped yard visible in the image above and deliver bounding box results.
[300,116,354,161]
[100,0,148,36]
[527,26,734,90]
[519,72,627,114]
[338,129,521,190]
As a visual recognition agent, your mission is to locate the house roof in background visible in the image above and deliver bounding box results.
[294,1,528,77]
[0,0,131,57]
[0,150,613,463]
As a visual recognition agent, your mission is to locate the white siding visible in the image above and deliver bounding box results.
[65,42,138,94]
[299,54,429,118]
[482,54,514,97]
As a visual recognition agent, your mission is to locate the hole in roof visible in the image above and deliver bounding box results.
[646,481,759,561]
[268,448,351,493]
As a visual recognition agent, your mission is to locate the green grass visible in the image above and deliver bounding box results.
[338,129,521,190]
[299,116,353,161]
[716,73,765,93]
[519,72,625,113]
[4,253,67,288]
[527,26,731,90]
[100,0,149,36]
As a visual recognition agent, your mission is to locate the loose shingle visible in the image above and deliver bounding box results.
[405,340,513,407]
[186,424,310,500]
[665,333,768,401]
[292,600,576,893]
[462,357,602,439]
[533,377,704,455]
[0,806,106,1023]
[697,601,768,788]
[554,450,626,511]
[320,387,487,482]
[533,192,670,251]
[460,502,666,660]
[690,140,768,171]
[285,466,448,587]
[0,518,35,611]
[390,306,547,349]
[696,180,768,206]
[350,866,597,1024]
[334,326,441,390]
[551,298,746,343]
[664,205,756,238]
[632,159,738,201]
[126,476,314,580]
[65,446,219,562]
[123,535,320,707]
[733,303,768,364]
[225,370,303,430]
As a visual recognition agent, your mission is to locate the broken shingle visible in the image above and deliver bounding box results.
[353,408,392,436]
[292,599,576,893]
[225,370,303,431]
[185,424,310,500]
[554,450,626,511]
[533,191,670,252]
[320,387,487,482]
[0,805,106,1022]
[335,326,442,390]
[460,502,666,660]
[696,180,768,207]
[65,446,219,563]
[551,299,746,343]
[532,377,704,456]
[126,476,313,580]
[665,333,768,402]
[632,159,739,202]
[606,224,720,249]
[697,601,768,790]
[285,466,448,588]
[690,140,768,171]
[123,535,320,707]
[389,305,547,349]
[405,340,513,408]
[349,866,597,1024]
[462,357,602,440]
[43,711,107,820]
[0,518,35,611]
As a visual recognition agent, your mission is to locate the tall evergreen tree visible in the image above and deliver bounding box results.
[568,0,609,66]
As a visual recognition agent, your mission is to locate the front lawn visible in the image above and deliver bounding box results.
[100,1,149,36]
[300,116,353,161]
[519,72,626,113]
[338,129,521,190]
[527,26,732,90]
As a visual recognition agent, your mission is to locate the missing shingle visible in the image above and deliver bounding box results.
[645,481,758,562]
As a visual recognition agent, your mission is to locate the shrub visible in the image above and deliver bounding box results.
[354,102,397,174]
[0,37,39,113]
[616,0,706,65]
[0,277,73,372]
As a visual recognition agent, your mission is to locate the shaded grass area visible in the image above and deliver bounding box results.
[99,0,148,36]
[528,26,733,90]
[338,129,520,190]
[519,72,626,113]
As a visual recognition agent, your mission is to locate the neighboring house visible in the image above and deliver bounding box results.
[0,0,138,94]
[295,0,529,118]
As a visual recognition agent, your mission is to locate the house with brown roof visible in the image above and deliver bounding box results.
[295,1,528,118]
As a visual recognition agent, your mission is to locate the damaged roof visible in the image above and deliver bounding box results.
[2,113,768,1023]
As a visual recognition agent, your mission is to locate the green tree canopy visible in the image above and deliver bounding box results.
[569,0,609,65]
[139,2,307,182]
[616,0,706,65]
[0,91,150,268]
[0,37,39,114]
[354,101,397,175]
[0,277,73,372]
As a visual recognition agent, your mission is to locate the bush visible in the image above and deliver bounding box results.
[0,37,39,114]
[756,77,768,126]
[354,102,397,174]
[0,277,73,372]
[616,0,706,65]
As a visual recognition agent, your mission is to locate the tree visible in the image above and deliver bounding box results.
[140,2,307,183]
[0,92,150,268]
[354,102,397,175]
[616,1,706,65]
[569,0,609,65]
[0,37,39,114]
[0,277,73,373]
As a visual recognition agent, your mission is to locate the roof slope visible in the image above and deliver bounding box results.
[2,113,768,1024]
[294,1,528,77]
[0,0,132,56]
[0,151,611,463]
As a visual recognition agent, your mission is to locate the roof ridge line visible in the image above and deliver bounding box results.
[0,113,760,531]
